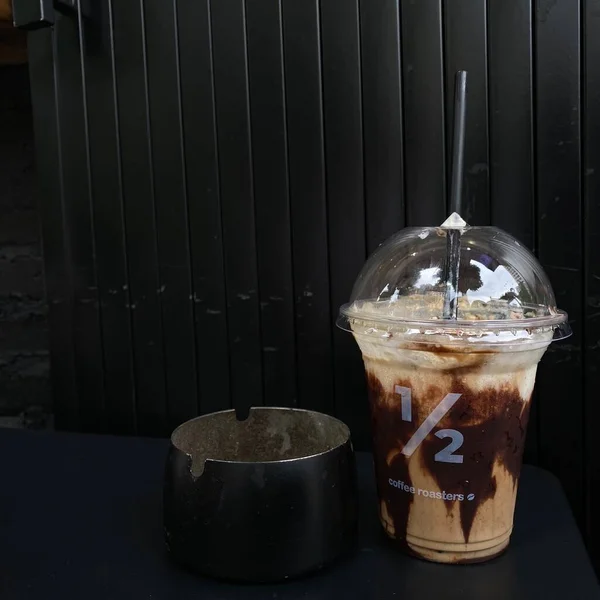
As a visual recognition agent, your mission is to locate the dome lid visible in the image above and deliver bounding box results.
[337,214,570,346]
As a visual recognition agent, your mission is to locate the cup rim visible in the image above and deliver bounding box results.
[339,302,569,332]
[337,303,572,347]
[170,407,352,472]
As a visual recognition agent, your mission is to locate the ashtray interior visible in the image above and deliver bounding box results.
[172,407,350,476]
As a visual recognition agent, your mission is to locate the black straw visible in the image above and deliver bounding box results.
[442,71,468,320]
[449,71,467,215]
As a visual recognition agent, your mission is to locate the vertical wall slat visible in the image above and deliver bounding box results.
[143,0,198,430]
[488,0,535,248]
[78,0,136,434]
[361,0,405,250]
[176,0,230,416]
[28,28,78,429]
[211,0,263,416]
[320,0,367,444]
[535,0,584,527]
[583,0,600,560]
[54,11,105,431]
[443,0,490,225]
[245,0,297,408]
[401,0,446,226]
[112,0,167,436]
[487,0,538,464]
[281,0,334,414]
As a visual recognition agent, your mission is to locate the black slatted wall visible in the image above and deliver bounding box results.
[20,0,600,563]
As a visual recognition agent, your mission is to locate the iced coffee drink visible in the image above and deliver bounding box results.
[338,222,570,564]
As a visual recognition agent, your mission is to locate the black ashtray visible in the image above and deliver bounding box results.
[163,407,358,582]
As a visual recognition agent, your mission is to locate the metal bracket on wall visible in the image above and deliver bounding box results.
[11,0,53,29]
[12,0,90,29]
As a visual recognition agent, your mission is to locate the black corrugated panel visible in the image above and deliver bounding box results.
[281,0,333,415]
[211,0,263,420]
[245,0,296,409]
[144,0,198,432]
[28,27,78,429]
[487,0,539,465]
[401,0,445,227]
[534,0,584,528]
[112,0,167,436]
[54,9,106,432]
[443,0,490,225]
[320,0,367,448]
[78,0,136,435]
[21,0,597,555]
[583,0,600,565]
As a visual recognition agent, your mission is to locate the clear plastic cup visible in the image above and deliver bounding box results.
[337,217,571,564]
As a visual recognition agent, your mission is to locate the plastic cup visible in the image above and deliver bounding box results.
[337,218,570,564]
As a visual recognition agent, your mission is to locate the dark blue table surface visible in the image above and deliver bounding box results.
[0,428,598,599]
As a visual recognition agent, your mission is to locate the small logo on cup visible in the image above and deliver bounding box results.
[467,493,475,501]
